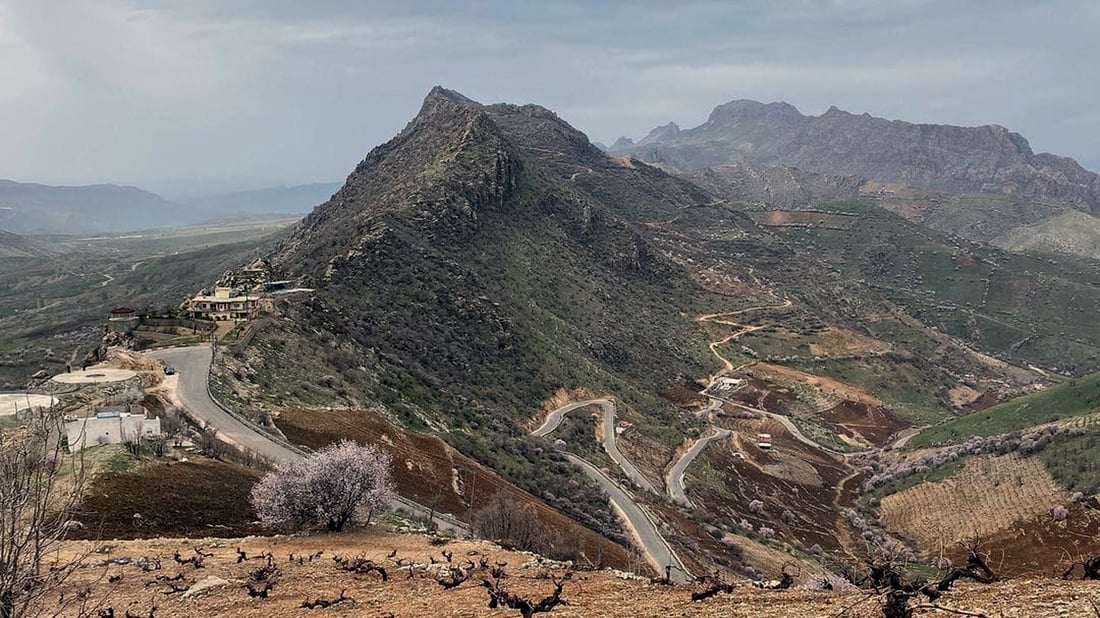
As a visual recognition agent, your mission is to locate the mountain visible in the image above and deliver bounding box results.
[681,160,862,208]
[0,180,180,235]
[266,85,721,421]
[178,182,342,220]
[620,100,1100,214]
[204,86,1100,580]
[0,229,40,258]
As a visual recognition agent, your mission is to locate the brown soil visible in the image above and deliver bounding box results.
[276,408,632,570]
[806,326,892,358]
[660,381,708,408]
[954,503,1100,578]
[962,390,1000,412]
[48,531,1100,617]
[819,400,908,446]
[760,211,856,229]
[697,416,859,557]
[71,458,263,540]
[753,363,882,405]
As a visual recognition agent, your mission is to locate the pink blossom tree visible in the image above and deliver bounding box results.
[251,440,393,532]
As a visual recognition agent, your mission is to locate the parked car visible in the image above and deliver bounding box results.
[164,366,177,375]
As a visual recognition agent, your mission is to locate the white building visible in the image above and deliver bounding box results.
[65,408,161,451]
[186,287,259,322]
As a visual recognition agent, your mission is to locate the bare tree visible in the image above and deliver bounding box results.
[0,412,88,618]
[250,440,393,532]
[470,493,550,554]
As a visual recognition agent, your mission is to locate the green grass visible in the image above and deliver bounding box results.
[785,356,952,424]
[1038,432,1100,495]
[909,372,1100,448]
[770,200,1100,378]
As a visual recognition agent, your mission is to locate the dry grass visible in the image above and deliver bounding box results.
[43,530,1100,617]
[879,453,1069,549]
[752,362,882,406]
[806,326,892,358]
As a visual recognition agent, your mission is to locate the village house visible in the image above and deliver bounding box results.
[65,405,161,452]
[186,286,260,322]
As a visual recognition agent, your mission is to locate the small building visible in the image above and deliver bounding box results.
[186,287,259,322]
[714,377,744,391]
[107,306,140,334]
[65,406,161,451]
[756,433,772,450]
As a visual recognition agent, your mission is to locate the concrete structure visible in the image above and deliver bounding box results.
[186,287,259,322]
[714,377,744,391]
[107,306,140,334]
[757,432,772,450]
[65,406,161,451]
[0,393,57,416]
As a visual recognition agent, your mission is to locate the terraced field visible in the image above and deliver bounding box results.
[879,453,1068,549]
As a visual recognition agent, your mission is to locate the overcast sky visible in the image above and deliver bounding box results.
[2,0,1098,193]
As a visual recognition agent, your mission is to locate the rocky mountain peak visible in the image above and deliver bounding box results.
[608,136,635,152]
[705,99,803,127]
[622,97,1100,213]
[636,122,681,147]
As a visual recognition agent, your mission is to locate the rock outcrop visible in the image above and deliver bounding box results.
[621,100,1100,214]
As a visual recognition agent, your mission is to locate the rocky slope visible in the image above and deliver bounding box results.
[682,160,862,208]
[54,531,1100,618]
[219,87,1100,582]
[614,100,1100,214]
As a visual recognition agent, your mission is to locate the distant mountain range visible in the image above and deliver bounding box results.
[609,100,1100,215]
[176,182,342,222]
[0,179,339,235]
[0,180,179,235]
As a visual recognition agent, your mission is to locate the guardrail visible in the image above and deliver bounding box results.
[202,344,471,535]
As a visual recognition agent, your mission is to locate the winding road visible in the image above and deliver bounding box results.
[532,398,657,494]
[150,346,298,463]
[148,345,470,534]
[666,428,732,507]
[563,454,689,583]
[532,399,689,583]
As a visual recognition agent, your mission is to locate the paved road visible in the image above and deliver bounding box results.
[534,400,688,582]
[150,346,298,463]
[531,399,611,437]
[532,398,657,494]
[666,428,732,507]
[562,454,690,584]
[148,345,469,533]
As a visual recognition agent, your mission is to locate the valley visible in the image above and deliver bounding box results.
[5,86,1100,617]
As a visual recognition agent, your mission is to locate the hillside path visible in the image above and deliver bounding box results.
[532,398,657,493]
[533,400,689,583]
[666,428,732,507]
[147,345,469,534]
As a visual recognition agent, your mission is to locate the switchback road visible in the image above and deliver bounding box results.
[533,400,689,582]
[666,428,732,507]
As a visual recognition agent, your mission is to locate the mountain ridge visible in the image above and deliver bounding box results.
[616,99,1100,214]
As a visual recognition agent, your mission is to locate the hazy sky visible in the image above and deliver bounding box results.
[2,0,1098,192]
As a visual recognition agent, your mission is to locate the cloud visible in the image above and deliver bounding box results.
[0,0,1096,186]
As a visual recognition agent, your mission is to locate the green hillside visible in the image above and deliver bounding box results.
[909,372,1100,447]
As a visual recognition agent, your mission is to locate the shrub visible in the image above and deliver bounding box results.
[748,499,765,515]
[250,440,392,532]
[1051,505,1068,521]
